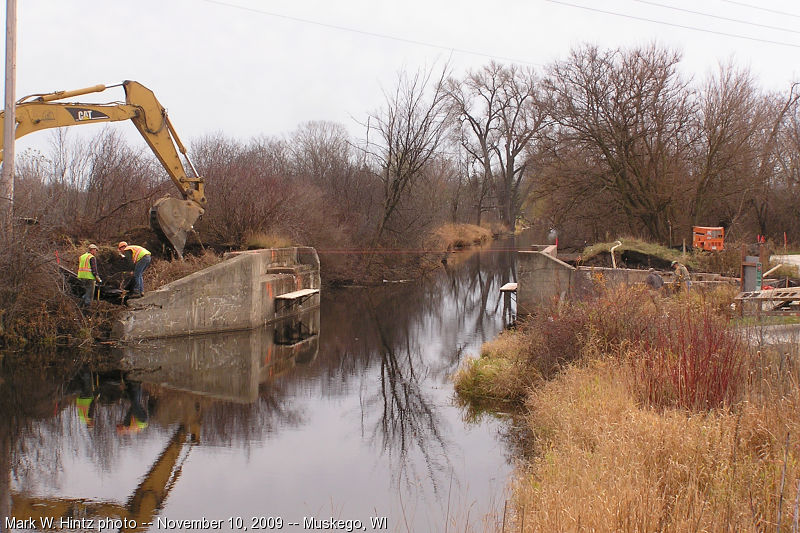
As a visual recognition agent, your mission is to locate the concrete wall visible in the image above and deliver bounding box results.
[572,265,652,299]
[517,251,574,314]
[517,250,652,313]
[111,247,320,341]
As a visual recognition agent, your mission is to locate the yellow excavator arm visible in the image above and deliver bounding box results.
[0,80,206,256]
[10,423,199,532]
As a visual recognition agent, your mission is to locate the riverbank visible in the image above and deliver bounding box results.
[320,222,495,287]
[456,285,800,531]
[0,223,497,348]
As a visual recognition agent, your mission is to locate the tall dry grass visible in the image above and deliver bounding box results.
[456,283,747,413]
[242,231,293,250]
[456,283,800,532]
[508,349,800,532]
[145,249,223,290]
[428,223,492,251]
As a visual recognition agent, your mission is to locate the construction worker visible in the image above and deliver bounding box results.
[77,244,102,307]
[645,268,664,292]
[671,260,692,292]
[116,382,149,435]
[75,371,98,428]
[118,241,151,298]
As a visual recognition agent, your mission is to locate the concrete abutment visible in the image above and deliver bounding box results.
[517,248,737,313]
[111,247,320,341]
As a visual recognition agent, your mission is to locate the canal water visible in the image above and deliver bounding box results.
[1,242,518,532]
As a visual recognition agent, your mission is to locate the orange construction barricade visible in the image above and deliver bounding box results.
[692,226,724,251]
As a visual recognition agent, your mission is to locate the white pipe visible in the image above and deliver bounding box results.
[610,240,622,269]
[763,264,784,277]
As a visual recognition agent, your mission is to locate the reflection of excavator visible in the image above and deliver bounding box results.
[11,416,200,532]
[0,80,206,257]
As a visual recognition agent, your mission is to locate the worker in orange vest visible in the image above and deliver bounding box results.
[116,382,149,435]
[118,241,151,298]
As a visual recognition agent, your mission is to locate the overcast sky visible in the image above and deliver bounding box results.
[6,0,800,155]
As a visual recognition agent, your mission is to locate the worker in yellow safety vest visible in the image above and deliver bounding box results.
[118,241,152,298]
[77,244,102,307]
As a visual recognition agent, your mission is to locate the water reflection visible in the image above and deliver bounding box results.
[2,241,517,531]
[313,243,517,501]
[2,311,320,532]
[119,310,319,404]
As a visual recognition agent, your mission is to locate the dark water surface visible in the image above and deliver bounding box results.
[1,242,518,532]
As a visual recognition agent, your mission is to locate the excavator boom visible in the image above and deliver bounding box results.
[0,80,205,257]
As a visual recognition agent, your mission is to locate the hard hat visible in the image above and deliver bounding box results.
[118,241,128,249]
[670,260,677,267]
[88,244,98,250]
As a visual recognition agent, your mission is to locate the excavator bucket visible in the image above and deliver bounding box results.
[149,197,204,258]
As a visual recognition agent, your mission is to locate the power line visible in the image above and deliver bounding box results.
[544,0,800,49]
[201,0,543,67]
[721,0,800,20]
[630,0,800,35]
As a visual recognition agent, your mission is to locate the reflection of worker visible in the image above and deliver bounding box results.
[645,268,664,292]
[671,261,691,292]
[77,244,103,307]
[118,241,151,298]
[76,371,98,428]
[117,382,149,435]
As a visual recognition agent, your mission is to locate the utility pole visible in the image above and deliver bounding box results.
[0,431,9,533]
[0,0,15,234]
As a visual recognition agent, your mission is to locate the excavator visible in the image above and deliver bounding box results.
[0,80,206,257]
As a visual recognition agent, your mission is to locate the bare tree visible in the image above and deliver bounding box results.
[83,130,163,236]
[769,93,800,239]
[288,121,378,240]
[13,128,162,238]
[290,121,353,190]
[192,133,292,244]
[689,64,766,233]
[545,44,694,241]
[747,84,800,236]
[447,62,549,229]
[362,65,453,244]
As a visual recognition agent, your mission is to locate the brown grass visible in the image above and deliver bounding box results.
[145,248,223,290]
[242,231,293,250]
[2,241,226,345]
[0,229,89,347]
[456,283,748,413]
[455,283,800,531]
[428,223,492,251]
[507,353,800,532]
[695,244,750,278]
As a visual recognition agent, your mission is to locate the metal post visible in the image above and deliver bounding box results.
[1,0,16,234]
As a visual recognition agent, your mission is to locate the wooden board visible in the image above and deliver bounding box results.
[275,288,319,300]
[499,283,518,293]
